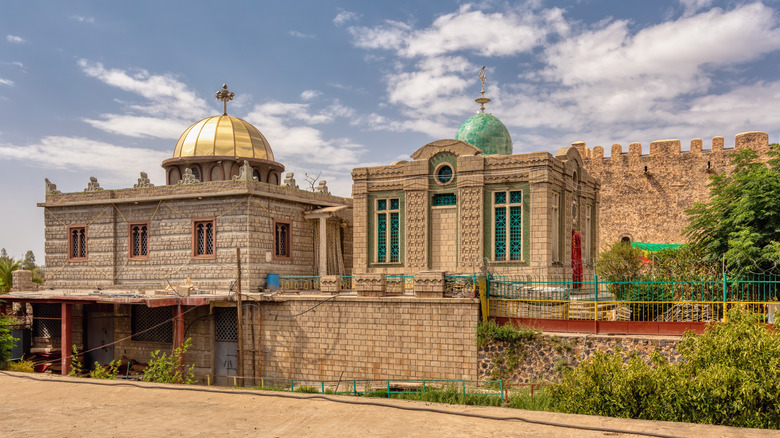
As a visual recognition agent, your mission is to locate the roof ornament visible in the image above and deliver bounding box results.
[216,84,235,116]
[475,66,491,113]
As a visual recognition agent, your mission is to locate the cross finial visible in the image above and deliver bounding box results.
[216,84,235,116]
[475,67,491,113]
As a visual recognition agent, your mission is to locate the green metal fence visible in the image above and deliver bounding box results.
[444,274,478,298]
[245,377,504,401]
[385,275,414,295]
[487,274,780,323]
[279,276,320,291]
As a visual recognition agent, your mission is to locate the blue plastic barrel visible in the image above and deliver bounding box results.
[267,274,280,291]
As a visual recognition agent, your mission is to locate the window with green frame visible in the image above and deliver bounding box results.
[375,197,400,263]
[492,190,523,261]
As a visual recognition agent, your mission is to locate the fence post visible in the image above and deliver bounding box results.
[722,272,728,322]
[593,274,599,322]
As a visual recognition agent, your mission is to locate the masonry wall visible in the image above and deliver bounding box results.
[478,333,682,384]
[579,131,772,248]
[256,296,480,382]
[42,180,350,292]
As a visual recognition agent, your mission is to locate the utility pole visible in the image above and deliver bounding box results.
[236,247,244,384]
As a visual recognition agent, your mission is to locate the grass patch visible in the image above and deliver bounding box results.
[476,320,539,347]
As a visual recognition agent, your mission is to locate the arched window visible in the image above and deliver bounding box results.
[210,164,223,181]
[190,166,201,181]
[253,168,262,182]
[193,219,215,258]
[268,172,279,185]
[168,168,181,185]
[129,223,149,258]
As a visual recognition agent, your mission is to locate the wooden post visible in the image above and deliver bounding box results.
[236,247,244,385]
[60,303,72,375]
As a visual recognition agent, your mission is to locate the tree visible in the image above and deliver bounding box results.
[22,251,35,271]
[0,258,20,293]
[685,145,780,275]
[0,248,8,262]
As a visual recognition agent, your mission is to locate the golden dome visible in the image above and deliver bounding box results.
[172,115,274,161]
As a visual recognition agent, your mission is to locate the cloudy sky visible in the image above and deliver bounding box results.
[2,0,780,260]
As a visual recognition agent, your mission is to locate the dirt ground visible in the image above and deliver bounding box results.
[1,372,777,438]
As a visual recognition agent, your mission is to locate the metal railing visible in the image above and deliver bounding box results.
[444,274,478,298]
[487,274,780,323]
[279,276,320,291]
[216,377,503,401]
[340,276,353,291]
[385,275,414,295]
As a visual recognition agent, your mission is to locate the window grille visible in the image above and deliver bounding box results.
[131,306,173,343]
[493,190,523,261]
[436,165,453,184]
[274,221,291,258]
[432,193,457,206]
[194,220,214,256]
[33,303,61,338]
[69,226,87,260]
[130,223,148,257]
[214,307,238,342]
[375,197,400,263]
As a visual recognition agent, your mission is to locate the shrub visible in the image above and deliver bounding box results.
[476,320,538,347]
[0,314,18,369]
[295,385,319,393]
[6,357,34,373]
[90,359,120,379]
[548,308,780,429]
[142,338,195,384]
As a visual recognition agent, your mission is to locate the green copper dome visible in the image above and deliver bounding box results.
[455,113,513,155]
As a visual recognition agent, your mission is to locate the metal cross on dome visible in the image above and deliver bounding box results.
[476,67,491,113]
[216,84,235,116]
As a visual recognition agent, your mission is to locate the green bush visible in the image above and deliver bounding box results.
[90,359,120,379]
[476,320,538,347]
[295,385,319,393]
[142,338,195,384]
[7,357,34,373]
[0,314,18,369]
[548,308,780,429]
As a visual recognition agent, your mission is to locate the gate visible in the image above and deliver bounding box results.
[214,307,238,385]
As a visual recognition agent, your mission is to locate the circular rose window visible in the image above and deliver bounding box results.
[436,164,453,185]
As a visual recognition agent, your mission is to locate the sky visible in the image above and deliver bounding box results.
[2,0,780,262]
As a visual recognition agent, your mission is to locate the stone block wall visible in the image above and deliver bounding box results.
[258,296,480,381]
[478,333,682,384]
[581,132,772,248]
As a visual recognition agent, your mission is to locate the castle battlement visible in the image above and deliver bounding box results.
[578,131,771,165]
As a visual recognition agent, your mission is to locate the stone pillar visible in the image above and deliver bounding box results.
[414,271,445,298]
[320,275,341,295]
[11,269,35,291]
[60,303,72,375]
[319,216,328,276]
[354,274,386,297]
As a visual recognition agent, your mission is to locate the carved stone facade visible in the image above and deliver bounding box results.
[579,131,772,249]
[352,139,600,277]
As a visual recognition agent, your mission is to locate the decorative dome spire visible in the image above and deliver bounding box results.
[475,66,491,113]
[216,84,235,116]
[455,67,512,155]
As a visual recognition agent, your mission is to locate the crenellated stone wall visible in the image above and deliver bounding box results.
[579,131,773,248]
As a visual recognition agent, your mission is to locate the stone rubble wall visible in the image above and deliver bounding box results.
[478,333,682,384]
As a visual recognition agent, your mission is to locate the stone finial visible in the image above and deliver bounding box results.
[45,178,61,195]
[134,171,154,188]
[177,168,199,185]
[232,160,258,182]
[315,180,330,195]
[283,172,299,189]
[84,176,103,192]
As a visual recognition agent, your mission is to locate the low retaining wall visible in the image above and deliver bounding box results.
[478,333,682,384]
[258,296,480,382]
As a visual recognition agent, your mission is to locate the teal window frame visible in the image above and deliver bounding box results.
[375,197,401,263]
[492,190,523,262]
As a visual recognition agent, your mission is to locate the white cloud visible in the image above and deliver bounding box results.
[347,4,567,58]
[6,35,25,44]
[0,78,14,86]
[289,30,314,39]
[12,61,23,68]
[78,59,211,138]
[680,0,713,17]
[0,136,169,187]
[300,90,321,100]
[333,10,359,27]
[71,15,95,24]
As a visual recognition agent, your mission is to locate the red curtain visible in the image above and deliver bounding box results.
[571,230,583,289]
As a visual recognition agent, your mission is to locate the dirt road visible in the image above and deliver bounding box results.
[0,372,776,437]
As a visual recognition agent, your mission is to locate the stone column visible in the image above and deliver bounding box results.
[320,275,341,294]
[319,216,328,276]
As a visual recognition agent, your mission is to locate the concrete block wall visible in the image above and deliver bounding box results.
[258,297,480,382]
